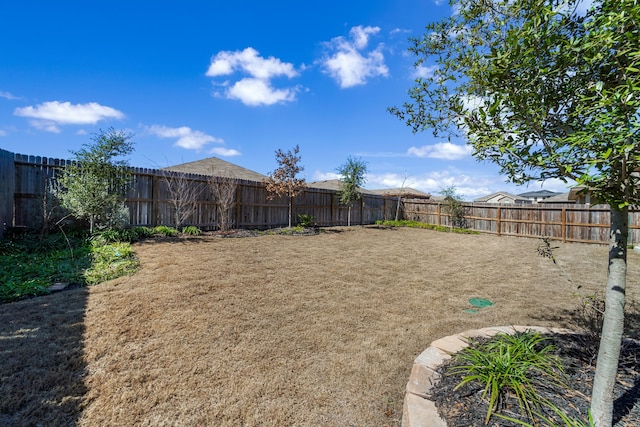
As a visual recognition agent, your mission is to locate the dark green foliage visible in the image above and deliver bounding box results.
[337,156,367,207]
[439,186,467,229]
[0,233,91,303]
[297,214,316,227]
[181,225,202,236]
[449,331,566,424]
[152,225,179,237]
[57,128,134,233]
[0,230,139,303]
[93,227,154,244]
[337,156,368,226]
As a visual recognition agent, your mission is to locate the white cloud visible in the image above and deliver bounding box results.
[146,125,223,150]
[0,91,20,100]
[30,120,61,133]
[206,47,298,79]
[206,47,299,106]
[321,25,389,88]
[365,170,495,199]
[0,129,7,137]
[407,142,472,160]
[413,65,438,79]
[227,78,297,106]
[312,171,341,181]
[350,25,380,49]
[209,147,241,157]
[531,178,573,193]
[390,28,411,36]
[14,101,124,132]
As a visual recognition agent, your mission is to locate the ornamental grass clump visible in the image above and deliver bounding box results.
[449,331,567,425]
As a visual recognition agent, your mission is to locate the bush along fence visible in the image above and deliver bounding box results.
[402,198,640,245]
[1,150,397,237]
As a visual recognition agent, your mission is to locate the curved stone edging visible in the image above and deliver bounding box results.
[401,325,573,427]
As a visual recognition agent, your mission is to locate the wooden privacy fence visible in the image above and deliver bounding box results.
[2,152,396,233]
[403,199,640,245]
[4,150,640,245]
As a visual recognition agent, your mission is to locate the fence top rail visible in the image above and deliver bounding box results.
[402,199,621,212]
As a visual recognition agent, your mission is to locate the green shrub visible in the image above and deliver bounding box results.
[93,226,156,244]
[448,331,566,424]
[133,226,154,239]
[297,214,316,227]
[153,225,178,237]
[182,225,202,236]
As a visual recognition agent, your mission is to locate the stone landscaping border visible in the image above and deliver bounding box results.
[401,325,572,427]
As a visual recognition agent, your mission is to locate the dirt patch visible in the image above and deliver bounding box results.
[2,227,639,426]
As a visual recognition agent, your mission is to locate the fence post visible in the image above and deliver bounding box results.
[437,203,441,226]
[562,208,567,243]
[235,183,242,229]
[497,207,502,237]
[152,174,159,227]
[0,150,15,238]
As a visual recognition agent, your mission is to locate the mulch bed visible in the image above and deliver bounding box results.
[206,227,320,238]
[431,333,640,426]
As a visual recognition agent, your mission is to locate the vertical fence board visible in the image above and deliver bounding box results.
[0,149,15,237]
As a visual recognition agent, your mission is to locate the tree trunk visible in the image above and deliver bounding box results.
[348,206,351,227]
[591,206,628,426]
[288,195,292,228]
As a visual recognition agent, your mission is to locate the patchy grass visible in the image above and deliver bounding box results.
[375,219,479,234]
[1,227,638,426]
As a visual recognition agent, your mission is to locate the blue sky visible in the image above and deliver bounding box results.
[0,0,572,199]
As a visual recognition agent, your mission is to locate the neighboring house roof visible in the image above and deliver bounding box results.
[517,189,560,199]
[568,186,589,201]
[474,191,531,204]
[162,157,268,182]
[368,188,431,199]
[307,179,377,195]
[538,192,575,204]
[307,179,347,192]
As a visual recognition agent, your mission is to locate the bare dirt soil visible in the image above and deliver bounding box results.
[1,226,639,426]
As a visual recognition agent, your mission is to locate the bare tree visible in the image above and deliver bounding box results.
[161,170,204,230]
[395,173,408,221]
[208,171,237,232]
[264,145,306,228]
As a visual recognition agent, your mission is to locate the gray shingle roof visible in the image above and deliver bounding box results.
[163,157,267,182]
[517,189,560,198]
[474,191,530,203]
[368,188,431,199]
[538,192,575,203]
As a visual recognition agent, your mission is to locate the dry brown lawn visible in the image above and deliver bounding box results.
[2,226,639,426]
